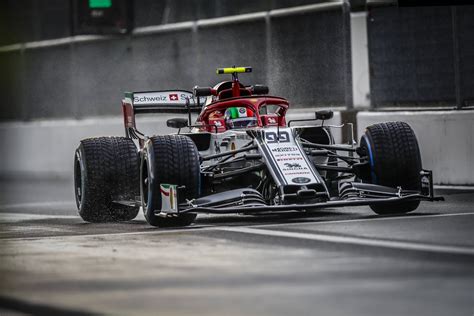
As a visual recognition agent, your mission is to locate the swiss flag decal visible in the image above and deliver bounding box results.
[169,94,179,101]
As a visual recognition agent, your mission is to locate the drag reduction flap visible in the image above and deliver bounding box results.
[124,90,205,113]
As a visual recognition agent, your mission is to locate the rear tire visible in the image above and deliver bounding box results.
[360,121,422,215]
[140,135,200,227]
[74,137,140,222]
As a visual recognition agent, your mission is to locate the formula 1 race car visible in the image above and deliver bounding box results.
[74,67,443,227]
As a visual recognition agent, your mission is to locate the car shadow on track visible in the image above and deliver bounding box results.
[0,210,443,240]
[194,210,442,227]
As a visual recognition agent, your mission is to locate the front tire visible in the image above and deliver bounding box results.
[74,137,140,222]
[140,135,200,227]
[360,121,422,215]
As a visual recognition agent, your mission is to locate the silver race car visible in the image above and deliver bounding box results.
[74,67,442,227]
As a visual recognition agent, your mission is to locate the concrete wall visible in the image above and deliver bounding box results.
[367,5,474,107]
[350,11,370,108]
[0,3,351,121]
[357,111,474,185]
[0,0,330,46]
[2,110,472,185]
[0,110,341,179]
[2,3,473,185]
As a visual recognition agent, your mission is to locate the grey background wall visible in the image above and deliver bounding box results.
[2,2,474,121]
[367,5,474,107]
[0,0,335,46]
[0,3,351,121]
[1,1,474,185]
[135,0,333,27]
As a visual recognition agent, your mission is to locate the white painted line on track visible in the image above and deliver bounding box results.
[0,225,217,242]
[0,213,78,223]
[0,212,77,218]
[0,211,143,221]
[216,226,474,256]
[0,201,75,209]
[4,210,473,227]
[252,212,474,229]
[434,185,474,190]
[2,210,474,232]
[2,210,473,256]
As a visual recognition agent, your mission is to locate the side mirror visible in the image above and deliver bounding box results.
[252,84,269,95]
[194,86,213,97]
[167,118,188,129]
[315,110,334,121]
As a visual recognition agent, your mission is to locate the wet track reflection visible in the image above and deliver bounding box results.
[0,180,473,316]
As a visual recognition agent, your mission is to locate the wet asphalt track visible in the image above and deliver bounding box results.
[0,179,473,316]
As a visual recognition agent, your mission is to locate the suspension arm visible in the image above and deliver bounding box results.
[301,141,357,152]
[201,144,258,161]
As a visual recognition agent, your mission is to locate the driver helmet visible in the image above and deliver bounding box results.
[224,107,257,129]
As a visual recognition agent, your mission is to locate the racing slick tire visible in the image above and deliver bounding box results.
[74,137,140,222]
[140,135,200,227]
[360,121,422,215]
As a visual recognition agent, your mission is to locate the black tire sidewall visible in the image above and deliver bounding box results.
[74,142,108,222]
[140,136,199,227]
[361,122,422,214]
[74,137,139,222]
[74,145,87,213]
[367,123,421,190]
[141,140,161,226]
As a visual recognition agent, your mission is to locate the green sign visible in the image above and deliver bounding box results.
[89,0,112,8]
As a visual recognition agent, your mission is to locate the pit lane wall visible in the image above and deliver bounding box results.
[1,110,473,185]
[0,110,342,180]
[0,2,351,121]
[357,111,474,186]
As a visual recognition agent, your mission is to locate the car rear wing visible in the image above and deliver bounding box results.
[121,90,205,142]
[123,90,204,114]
